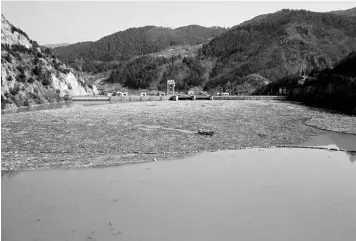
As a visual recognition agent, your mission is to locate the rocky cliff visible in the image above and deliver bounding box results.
[1,15,98,109]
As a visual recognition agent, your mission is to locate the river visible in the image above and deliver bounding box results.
[2,148,356,241]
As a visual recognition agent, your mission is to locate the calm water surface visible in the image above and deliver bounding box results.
[2,148,356,241]
[300,131,356,151]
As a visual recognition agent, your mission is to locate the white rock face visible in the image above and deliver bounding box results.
[1,15,32,49]
[51,72,96,96]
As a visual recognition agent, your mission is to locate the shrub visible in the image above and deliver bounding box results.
[11,44,29,54]
[43,48,52,56]
[1,44,10,50]
[5,53,12,63]
[14,52,22,61]
[11,26,30,40]
[1,95,13,109]
[27,77,35,83]
[33,66,42,75]
[16,73,26,83]
[40,71,52,86]
[24,99,30,106]
[62,68,71,74]
[42,89,60,102]
[42,77,52,86]
[4,92,11,99]
[6,75,13,81]
[10,85,21,95]
[31,40,39,48]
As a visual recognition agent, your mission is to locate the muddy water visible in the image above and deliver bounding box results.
[2,148,356,241]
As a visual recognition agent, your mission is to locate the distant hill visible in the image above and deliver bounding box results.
[330,7,356,17]
[52,25,226,71]
[105,8,356,94]
[107,44,214,91]
[201,9,356,87]
[1,15,97,109]
[256,51,356,114]
[44,43,71,48]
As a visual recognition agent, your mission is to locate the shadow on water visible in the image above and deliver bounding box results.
[297,119,356,163]
[300,132,356,162]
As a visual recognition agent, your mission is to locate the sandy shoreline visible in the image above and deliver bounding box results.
[2,100,356,172]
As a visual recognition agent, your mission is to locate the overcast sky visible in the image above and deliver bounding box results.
[1,1,355,45]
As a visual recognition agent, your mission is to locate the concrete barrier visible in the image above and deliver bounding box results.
[71,95,110,101]
[109,96,170,102]
[71,95,286,102]
[211,96,287,100]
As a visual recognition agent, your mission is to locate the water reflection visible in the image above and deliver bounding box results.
[2,148,356,241]
[300,131,356,151]
[299,131,356,162]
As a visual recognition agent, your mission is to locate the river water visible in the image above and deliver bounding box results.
[2,101,356,240]
[1,101,112,114]
[2,148,356,241]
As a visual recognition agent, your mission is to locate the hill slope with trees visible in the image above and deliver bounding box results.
[201,9,356,87]
[106,8,356,94]
[52,25,226,72]
[255,51,356,114]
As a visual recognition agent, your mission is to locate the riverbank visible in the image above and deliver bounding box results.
[1,100,72,114]
[2,100,356,172]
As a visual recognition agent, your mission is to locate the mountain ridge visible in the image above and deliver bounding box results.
[105,8,356,94]
[201,8,356,85]
[52,25,226,70]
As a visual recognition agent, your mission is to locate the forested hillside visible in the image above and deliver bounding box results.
[107,45,214,92]
[202,9,356,87]
[106,9,356,94]
[52,25,226,72]
[330,7,356,17]
[256,51,356,114]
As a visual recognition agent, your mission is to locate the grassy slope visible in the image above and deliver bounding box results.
[2,101,356,172]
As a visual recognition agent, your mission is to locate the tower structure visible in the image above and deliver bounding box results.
[167,80,175,96]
